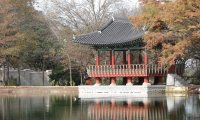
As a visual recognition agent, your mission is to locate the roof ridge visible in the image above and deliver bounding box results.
[113,17,129,22]
[114,20,132,24]
[98,19,114,32]
[98,17,130,32]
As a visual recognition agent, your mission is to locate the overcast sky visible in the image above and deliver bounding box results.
[34,0,139,13]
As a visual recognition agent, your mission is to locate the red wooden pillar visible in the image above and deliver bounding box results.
[110,50,116,86]
[110,50,112,65]
[123,51,126,64]
[95,50,101,86]
[128,50,132,66]
[112,50,115,65]
[96,50,100,65]
[138,52,142,64]
[143,51,150,85]
[127,50,133,85]
[122,51,127,85]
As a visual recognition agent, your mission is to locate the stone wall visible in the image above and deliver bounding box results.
[166,74,187,86]
[78,85,166,98]
[0,68,52,86]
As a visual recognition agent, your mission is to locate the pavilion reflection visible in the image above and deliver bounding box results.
[83,98,168,120]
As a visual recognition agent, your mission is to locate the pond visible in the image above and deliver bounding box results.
[0,94,200,120]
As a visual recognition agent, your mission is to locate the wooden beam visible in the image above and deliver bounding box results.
[100,47,144,51]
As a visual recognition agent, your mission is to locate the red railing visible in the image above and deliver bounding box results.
[87,64,168,77]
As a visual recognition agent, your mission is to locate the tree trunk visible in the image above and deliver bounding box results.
[69,60,72,86]
[66,54,73,86]
[80,70,83,85]
[42,58,45,86]
[17,66,21,86]
[6,61,9,85]
[3,63,6,85]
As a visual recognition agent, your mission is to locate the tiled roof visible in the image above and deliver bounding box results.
[73,17,144,47]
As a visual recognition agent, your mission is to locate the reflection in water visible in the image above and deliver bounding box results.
[86,98,167,120]
[0,95,200,120]
[0,95,82,120]
[185,95,200,118]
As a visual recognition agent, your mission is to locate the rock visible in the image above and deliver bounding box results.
[166,74,187,86]
[199,88,200,94]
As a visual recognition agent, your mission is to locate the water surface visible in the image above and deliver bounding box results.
[0,94,200,120]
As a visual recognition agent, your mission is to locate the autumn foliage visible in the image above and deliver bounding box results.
[0,0,18,63]
[129,0,200,65]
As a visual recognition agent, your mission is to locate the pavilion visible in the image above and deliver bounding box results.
[73,17,184,86]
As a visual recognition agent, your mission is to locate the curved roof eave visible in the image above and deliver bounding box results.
[73,17,144,47]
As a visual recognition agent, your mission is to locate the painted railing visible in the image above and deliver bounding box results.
[87,64,168,77]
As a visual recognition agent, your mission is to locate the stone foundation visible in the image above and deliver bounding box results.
[78,85,166,98]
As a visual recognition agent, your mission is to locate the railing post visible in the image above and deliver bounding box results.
[136,64,138,75]
[103,65,105,75]
[106,65,109,75]
[100,65,103,75]
[97,66,100,75]
[122,65,124,75]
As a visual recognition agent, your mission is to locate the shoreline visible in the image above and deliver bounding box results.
[0,85,199,96]
[0,86,79,96]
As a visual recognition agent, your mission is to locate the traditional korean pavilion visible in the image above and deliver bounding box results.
[73,17,183,86]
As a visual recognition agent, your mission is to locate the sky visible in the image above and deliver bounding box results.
[34,0,139,13]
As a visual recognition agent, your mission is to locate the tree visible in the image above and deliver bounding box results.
[0,0,27,84]
[0,0,62,85]
[0,0,19,64]
[38,0,138,34]
[32,0,139,85]
[130,0,200,65]
[61,41,94,85]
